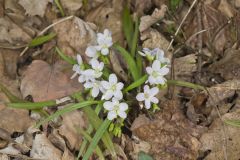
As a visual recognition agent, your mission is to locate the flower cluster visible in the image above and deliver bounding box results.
[136,48,170,109]
[72,29,128,121]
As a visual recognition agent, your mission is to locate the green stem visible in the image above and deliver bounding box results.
[167,79,205,90]
[7,100,56,110]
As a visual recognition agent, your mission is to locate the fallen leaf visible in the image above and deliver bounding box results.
[218,0,235,18]
[200,111,240,160]
[20,60,82,102]
[0,154,9,160]
[131,100,205,160]
[0,106,34,134]
[18,0,52,17]
[132,0,153,16]
[58,110,87,150]
[139,5,167,32]
[60,0,82,13]
[53,16,97,57]
[30,134,62,160]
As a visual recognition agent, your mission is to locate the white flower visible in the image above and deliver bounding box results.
[155,48,170,65]
[146,60,169,85]
[89,59,104,78]
[71,54,84,79]
[101,74,124,100]
[96,29,113,55]
[84,80,103,98]
[138,48,155,61]
[86,46,99,60]
[78,70,95,83]
[136,85,159,109]
[104,98,128,120]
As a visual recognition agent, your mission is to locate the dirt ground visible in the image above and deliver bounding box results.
[0,0,240,160]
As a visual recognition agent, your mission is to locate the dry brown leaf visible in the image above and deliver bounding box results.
[218,0,235,18]
[86,0,125,45]
[58,110,87,150]
[131,100,205,160]
[53,16,96,57]
[0,17,31,45]
[30,134,62,160]
[141,28,172,60]
[18,0,52,17]
[139,5,167,32]
[200,111,240,160]
[0,154,9,160]
[60,0,82,13]
[174,54,197,81]
[209,49,240,80]
[132,0,153,16]
[235,0,240,7]
[20,60,82,102]
[0,106,34,134]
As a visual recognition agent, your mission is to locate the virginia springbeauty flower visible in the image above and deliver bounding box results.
[138,48,156,61]
[96,29,113,55]
[155,48,170,65]
[101,74,124,100]
[146,60,169,85]
[136,85,159,109]
[86,45,99,60]
[103,98,128,120]
[71,54,84,79]
[89,59,104,78]
[84,80,103,98]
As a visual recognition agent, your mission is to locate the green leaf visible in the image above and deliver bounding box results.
[7,100,56,110]
[122,6,134,49]
[225,120,240,127]
[36,101,100,128]
[113,44,140,81]
[29,33,56,47]
[54,0,65,17]
[83,119,111,160]
[130,18,139,57]
[138,151,154,160]
[76,127,104,160]
[124,74,147,93]
[167,80,205,90]
[55,47,77,65]
[170,0,182,11]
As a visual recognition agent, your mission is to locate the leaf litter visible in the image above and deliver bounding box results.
[1,0,240,159]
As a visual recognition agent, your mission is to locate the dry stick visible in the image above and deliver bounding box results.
[20,15,74,56]
[167,0,199,51]
[167,0,198,99]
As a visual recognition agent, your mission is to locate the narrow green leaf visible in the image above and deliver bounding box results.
[124,74,148,93]
[36,101,99,128]
[78,103,102,159]
[225,120,240,127]
[76,127,104,160]
[0,82,25,103]
[113,44,140,81]
[130,18,139,57]
[122,6,134,48]
[83,119,111,160]
[136,53,143,75]
[29,33,56,47]
[167,80,205,90]
[138,151,154,160]
[7,100,56,110]
[54,0,65,17]
[55,47,77,65]
[170,0,182,11]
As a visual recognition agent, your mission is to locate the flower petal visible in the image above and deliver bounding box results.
[152,60,161,70]
[101,81,110,89]
[136,93,144,101]
[119,103,128,111]
[101,47,109,55]
[151,97,159,104]
[159,67,169,75]
[114,90,123,100]
[143,85,150,92]
[150,87,159,96]
[107,111,117,120]
[118,111,127,119]
[116,82,124,90]
[91,87,100,98]
[109,74,117,84]
[146,67,153,74]
[77,54,82,64]
[86,46,97,58]
[144,100,151,109]
[103,101,114,111]
[102,90,113,100]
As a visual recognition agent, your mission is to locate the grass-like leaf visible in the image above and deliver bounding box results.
[7,100,56,110]
[138,151,154,160]
[0,82,25,103]
[29,32,56,47]
[122,6,134,49]
[225,120,240,127]
[130,18,139,57]
[167,80,205,90]
[113,44,140,81]
[82,119,111,160]
[124,74,148,93]
[55,47,77,65]
[36,101,100,128]
[54,0,65,17]
[76,127,104,160]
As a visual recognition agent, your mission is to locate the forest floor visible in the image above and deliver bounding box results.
[0,0,240,160]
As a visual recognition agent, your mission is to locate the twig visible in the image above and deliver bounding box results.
[20,15,74,56]
[196,4,203,77]
[167,0,199,51]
